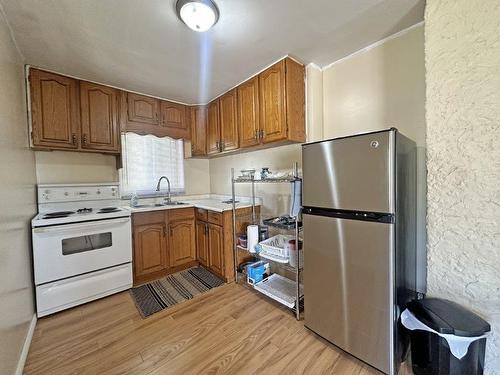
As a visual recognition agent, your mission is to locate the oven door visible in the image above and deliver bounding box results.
[32,217,132,285]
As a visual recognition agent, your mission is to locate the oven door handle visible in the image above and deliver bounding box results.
[33,218,130,233]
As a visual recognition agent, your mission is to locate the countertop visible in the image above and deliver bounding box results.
[125,195,260,214]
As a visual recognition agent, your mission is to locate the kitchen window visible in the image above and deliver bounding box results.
[120,132,185,197]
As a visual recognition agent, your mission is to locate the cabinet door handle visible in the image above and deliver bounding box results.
[82,134,88,145]
[215,141,219,151]
[220,140,224,152]
[72,133,77,145]
[170,227,173,237]
[254,129,259,140]
[163,225,167,237]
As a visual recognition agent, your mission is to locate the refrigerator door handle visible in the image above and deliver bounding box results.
[302,207,394,224]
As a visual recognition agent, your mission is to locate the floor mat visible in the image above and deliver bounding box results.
[130,266,225,318]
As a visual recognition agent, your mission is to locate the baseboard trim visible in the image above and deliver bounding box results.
[15,313,37,375]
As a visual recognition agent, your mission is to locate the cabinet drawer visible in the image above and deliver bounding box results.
[169,207,195,221]
[132,211,165,226]
[207,211,223,225]
[196,208,208,221]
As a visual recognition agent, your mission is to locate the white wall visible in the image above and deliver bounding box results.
[322,24,425,146]
[425,1,500,373]
[0,7,37,375]
[34,151,211,196]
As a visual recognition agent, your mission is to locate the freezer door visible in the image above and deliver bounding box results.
[304,213,394,374]
[302,130,395,213]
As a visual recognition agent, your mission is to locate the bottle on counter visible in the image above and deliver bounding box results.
[130,192,139,207]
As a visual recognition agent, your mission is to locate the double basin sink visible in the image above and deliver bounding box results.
[132,201,188,208]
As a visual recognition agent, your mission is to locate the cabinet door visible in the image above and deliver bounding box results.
[219,89,239,152]
[190,106,207,156]
[133,223,168,277]
[196,221,209,266]
[208,224,224,276]
[259,60,287,143]
[169,219,196,267]
[29,69,79,149]
[207,99,221,155]
[237,77,260,148]
[160,101,189,139]
[127,93,160,126]
[80,82,119,152]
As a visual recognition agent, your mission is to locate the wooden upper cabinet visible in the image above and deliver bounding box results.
[258,58,305,144]
[29,69,80,149]
[284,58,306,143]
[219,89,239,152]
[80,82,119,153]
[126,93,160,127]
[207,99,221,155]
[259,60,287,143]
[133,223,168,278]
[190,106,207,156]
[160,101,189,139]
[169,219,196,267]
[237,77,260,148]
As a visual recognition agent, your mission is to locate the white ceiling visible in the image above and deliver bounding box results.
[1,0,424,104]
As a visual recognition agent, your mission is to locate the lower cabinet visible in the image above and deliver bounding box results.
[132,208,195,285]
[208,223,224,277]
[132,206,258,285]
[196,221,209,266]
[133,222,168,278]
[169,218,196,267]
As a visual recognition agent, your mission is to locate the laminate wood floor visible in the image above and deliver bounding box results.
[24,283,408,375]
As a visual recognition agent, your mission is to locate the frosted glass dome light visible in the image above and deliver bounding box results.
[176,0,219,32]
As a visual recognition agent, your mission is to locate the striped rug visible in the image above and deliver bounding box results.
[130,267,225,318]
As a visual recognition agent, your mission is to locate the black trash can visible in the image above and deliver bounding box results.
[405,298,490,375]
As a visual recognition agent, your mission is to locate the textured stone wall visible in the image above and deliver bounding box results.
[425,0,500,373]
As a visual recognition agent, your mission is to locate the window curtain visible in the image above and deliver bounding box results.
[120,132,185,197]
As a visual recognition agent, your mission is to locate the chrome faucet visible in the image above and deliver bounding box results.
[156,176,171,203]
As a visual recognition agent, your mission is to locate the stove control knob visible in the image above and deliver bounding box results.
[64,192,69,196]
[96,190,101,195]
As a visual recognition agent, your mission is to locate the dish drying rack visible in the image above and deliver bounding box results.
[231,162,303,320]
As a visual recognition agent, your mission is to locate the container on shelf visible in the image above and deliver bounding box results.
[259,226,269,241]
[246,261,270,285]
[238,234,247,248]
[259,234,295,259]
[287,239,303,268]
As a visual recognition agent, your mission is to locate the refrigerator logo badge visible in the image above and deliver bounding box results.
[370,140,379,148]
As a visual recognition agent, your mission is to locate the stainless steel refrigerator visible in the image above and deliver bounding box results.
[302,128,420,375]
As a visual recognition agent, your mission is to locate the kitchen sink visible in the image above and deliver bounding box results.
[155,201,187,206]
[132,202,187,209]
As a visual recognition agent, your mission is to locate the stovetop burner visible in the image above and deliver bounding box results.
[97,207,121,214]
[77,208,93,214]
[42,211,75,219]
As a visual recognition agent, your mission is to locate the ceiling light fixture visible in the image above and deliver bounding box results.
[176,0,219,32]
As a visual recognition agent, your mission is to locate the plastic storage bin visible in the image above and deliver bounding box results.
[405,298,490,375]
[246,261,269,285]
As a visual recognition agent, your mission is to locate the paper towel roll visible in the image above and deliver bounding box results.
[247,225,259,253]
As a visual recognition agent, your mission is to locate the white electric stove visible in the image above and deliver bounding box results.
[32,183,132,317]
